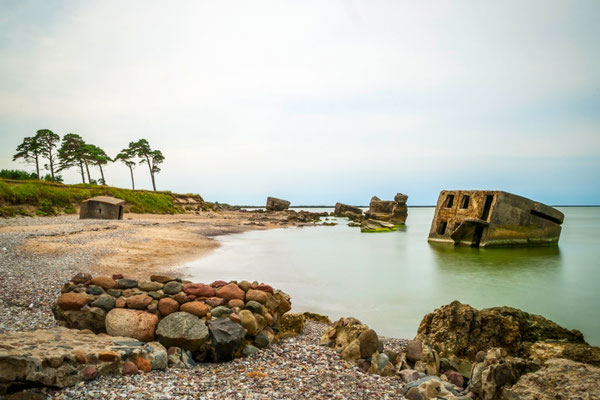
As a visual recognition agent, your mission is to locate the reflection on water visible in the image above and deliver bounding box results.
[185,207,600,345]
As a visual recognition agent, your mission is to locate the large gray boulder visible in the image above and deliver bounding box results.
[156,312,209,352]
[206,319,246,362]
[266,197,290,211]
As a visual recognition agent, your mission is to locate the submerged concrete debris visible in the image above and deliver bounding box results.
[428,190,564,247]
[265,197,290,211]
[365,193,408,225]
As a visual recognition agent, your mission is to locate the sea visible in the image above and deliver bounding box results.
[184,207,600,346]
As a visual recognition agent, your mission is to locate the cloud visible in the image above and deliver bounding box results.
[0,0,599,204]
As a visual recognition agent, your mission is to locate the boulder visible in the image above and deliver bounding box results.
[206,319,246,362]
[179,301,209,318]
[358,329,379,359]
[529,341,600,367]
[211,306,232,319]
[71,272,92,284]
[163,281,183,295]
[105,309,158,342]
[246,289,268,304]
[216,283,245,301]
[333,203,363,221]
[278,313,305,338]
[468,348,540,399]
[183,283,215,298]
[91,295,116,312]
[503,358,600,400]
[156,312,209,352]
[206,297,227,307]
[57,292,88,310]
[137,281,163,292]
[126,294,153,310]
[116,279,138,289]
[416,301,586,364]
[56,307,107,333]
[167,346,196,369]
[321,317,369,362]
[266,197,290,211]
[239,310,258,336]
[91,276,116,290]
[150,275,175,283]
[158,298,179,316]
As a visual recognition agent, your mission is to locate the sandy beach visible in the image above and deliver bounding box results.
[1,211,412,399]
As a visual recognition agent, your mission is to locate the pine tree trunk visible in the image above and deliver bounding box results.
[79,163,86,183]
[35,154,40,180]
[145,155,156,191]
[48,148,55,182]
[83,159,92,183]
[99,164,106,185]
[129,166,135,190]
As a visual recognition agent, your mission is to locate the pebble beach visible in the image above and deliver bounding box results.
[0,215,409,399]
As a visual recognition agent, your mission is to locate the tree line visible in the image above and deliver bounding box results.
[12,129,164,191]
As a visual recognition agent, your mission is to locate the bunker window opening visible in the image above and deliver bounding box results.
[461,195,470,209]
[98,209,102,214]
[445,195,454,208]
[438,221,448,235]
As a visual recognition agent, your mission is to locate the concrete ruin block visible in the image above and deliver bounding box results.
[265,197,290,211]
[427,190,564,247]
[364,193,408,225]
[80,196,126,220]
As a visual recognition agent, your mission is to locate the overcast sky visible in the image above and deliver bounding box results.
[1,1,598,205]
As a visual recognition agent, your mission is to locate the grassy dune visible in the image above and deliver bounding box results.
[0,179,194,217]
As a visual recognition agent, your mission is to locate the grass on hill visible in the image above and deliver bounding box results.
[0,179,187,217]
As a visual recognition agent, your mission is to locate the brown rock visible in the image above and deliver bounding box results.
[229,313,241,323]
[238,280,252,291]
[255,284,274,294]
[136,357,152,373]
[158,298,179,316]
[211,280,228,288]
[71,272,92,284]
[150,274,175,283]
[443,370,464,388]
[98,351,120,362]
[72,350,87,364]
[406,340,423,362]
[173,292,189,304]
[91,276,116,290]
[180,301,209,317]
[228,299,245,308]
[246,289,268,304]
[115,297,126,308]
[279,313,305,337]
[206,297,227,307]
[82,365,98,380]
[127,294,153,310]
[358,329,379,359]
[122,361,138,375]
[57,292,88,310]
[216,283,245,301]
[183,283,215,298]
[112,273,124,280]
[105,309,158,342]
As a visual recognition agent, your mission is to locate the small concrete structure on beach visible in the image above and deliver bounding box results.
[80,196,126,220]
[428,190,564,247]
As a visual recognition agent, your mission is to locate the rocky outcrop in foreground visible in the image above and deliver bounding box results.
[0,328,167,394]
[405,301,600,399]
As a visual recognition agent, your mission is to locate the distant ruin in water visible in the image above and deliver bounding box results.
[428,190,564,247]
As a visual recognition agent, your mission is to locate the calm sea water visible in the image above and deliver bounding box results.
[185,207,600,345]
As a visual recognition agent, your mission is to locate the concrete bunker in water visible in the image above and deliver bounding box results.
[80,196,126,220]
[427,190,564,247]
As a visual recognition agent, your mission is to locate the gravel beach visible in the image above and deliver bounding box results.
[0,215,409,399]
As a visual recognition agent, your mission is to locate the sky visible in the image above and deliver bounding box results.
[0,1,599,205]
